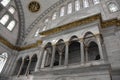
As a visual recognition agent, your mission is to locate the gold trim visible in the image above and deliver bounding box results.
[40,14,120,36]
[0,14,120,51]
[0,36,42,51]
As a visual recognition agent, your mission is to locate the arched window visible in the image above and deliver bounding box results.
[20,56,30,75]
[0,52,8,73]
[87,42,100,61]
[0,14,9,25]
[93,0,100,4]
[34,28,40,37]
[68,36,81,64]
[67,3,72,14]
[42,42,52,68]
[13,58,22,75]
[108,2,119,12]
[1,0,10,7]
[28,54,37,74]
[75,0,80,11]
[9,6,15,14]
[7,20,16,31]
[54,39,65,66]
[83,0,89,8]
[60,6,65,17]
[83,32,101,61]
[52,12,57,20]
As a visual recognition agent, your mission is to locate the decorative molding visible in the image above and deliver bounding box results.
[0,36,42,51]
[40,14,120,36]
[15,0,25,46]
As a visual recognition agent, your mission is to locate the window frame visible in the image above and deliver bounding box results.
[67,2,73,14]
[0,14,10,25]
[7,20,16,31]
[60,6,65,17]
[75,0,81,11]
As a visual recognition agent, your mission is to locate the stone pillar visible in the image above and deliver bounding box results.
[59,52,62,66]
[25,59,31,75]
[50,45,55,68]
[85,47,88,62]
[64,42,69,66]
[80,38,84,64]
[17,59,24,76]
[96,34,104,60]
[35,47,44,71]
[41,50,47,68]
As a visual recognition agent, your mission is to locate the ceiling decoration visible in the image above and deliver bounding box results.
[15,0,25,46]
[28,1,40,12]
[25,0,67,38]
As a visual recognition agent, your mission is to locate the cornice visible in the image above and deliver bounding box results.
[39,14,120,36]
[0,36,42,51]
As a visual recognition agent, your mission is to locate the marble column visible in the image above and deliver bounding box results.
[80,38,84,64]
[50,45,55,68]
[96,34,104,60]
[64,42,69,66]
[41,50,47,68]
[35,48,44,71]
[25,59,31,75]
[59,52,62,66]
[17,59,24,76]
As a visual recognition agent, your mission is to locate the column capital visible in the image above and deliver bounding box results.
[95,34,100,38]
[65,41,69,45]
[79,38,84,42]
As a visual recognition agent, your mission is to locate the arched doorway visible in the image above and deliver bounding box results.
[68,36,81,64]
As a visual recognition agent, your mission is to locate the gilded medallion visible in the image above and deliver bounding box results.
[28,1,40,12]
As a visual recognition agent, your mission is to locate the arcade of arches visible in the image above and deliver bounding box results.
[12,32,103,76]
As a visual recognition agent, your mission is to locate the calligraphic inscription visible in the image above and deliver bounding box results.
[28,1,40,12]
